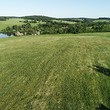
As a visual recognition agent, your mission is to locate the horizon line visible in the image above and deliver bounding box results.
[0,15,110,19]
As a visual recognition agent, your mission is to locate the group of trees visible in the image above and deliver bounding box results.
[23,15,54,22]
[2,23,40,36]
[0,17,8,21]
[1,21,86,36]
[1,17,110,36]
[38,21,85,34]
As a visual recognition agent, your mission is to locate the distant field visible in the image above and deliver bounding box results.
[0,18,46,31]
[93,19,110,23]
[0,33,110,110]
[53,20,76,24]
[31,21,46,27]
[0,18,25,31]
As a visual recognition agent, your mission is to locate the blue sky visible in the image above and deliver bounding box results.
[0,0,110,18]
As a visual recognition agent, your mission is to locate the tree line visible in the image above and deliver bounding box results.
[1,19,110,36]
[0,17,9,21]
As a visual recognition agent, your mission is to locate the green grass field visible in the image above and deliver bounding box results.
[0,33,110,110]
[0,18,25,31]
[93,19,110,23]
[52,20,76,24]
[0,18,46,31]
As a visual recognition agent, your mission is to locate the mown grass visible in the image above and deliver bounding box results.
[0,33,110,110]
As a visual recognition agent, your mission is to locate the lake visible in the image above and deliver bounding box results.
[0,33,9,38]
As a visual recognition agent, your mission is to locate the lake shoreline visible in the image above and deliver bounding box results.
[0,33,10,38]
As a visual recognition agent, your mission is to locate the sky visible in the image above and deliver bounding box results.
[0,0,110,18]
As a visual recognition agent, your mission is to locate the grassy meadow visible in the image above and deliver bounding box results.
[0,33,110,110]
[0,18,46,31]
[52,20,76,24]
[0,18,25,31]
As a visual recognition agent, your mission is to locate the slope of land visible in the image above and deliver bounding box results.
[0,18,24,31]
[0,33,110,110]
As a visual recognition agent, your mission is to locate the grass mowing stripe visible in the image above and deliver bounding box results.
[0,33,110,110]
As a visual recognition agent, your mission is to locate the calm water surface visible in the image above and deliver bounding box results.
[0,33,9,38]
